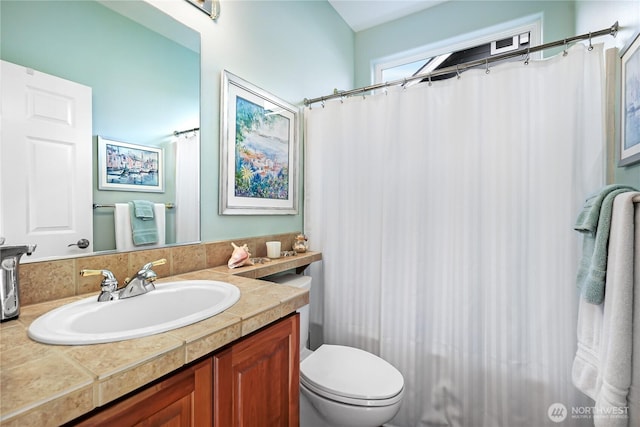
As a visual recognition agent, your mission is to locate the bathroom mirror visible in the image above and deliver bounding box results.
[0,0,201,259]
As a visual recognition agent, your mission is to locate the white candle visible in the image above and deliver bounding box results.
[266,241,281,259]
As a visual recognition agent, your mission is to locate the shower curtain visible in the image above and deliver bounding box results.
[304,44,605,426]
[174,130,200,243]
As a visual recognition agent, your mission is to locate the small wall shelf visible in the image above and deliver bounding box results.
[211,251,322,279]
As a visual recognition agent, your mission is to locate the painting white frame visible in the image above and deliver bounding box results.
[98,136,164,192]
[620,31,640,166]
[184,0,220,20]
[219,70,299,215]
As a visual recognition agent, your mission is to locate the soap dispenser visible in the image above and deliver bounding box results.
[0,239,36,321]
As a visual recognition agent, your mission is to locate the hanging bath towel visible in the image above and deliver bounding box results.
[574,184,638,304]
[114,203,166,250]
[129,200,157,245]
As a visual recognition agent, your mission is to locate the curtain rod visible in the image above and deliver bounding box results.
[173,127,200,136]
[304,21,619,107]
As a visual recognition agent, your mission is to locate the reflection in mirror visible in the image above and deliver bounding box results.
[0,0,200,260]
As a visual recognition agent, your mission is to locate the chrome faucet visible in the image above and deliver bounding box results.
[119,259,165,299]
[1,241,37,321]
[81,269,120,302]
[80,259,166,302]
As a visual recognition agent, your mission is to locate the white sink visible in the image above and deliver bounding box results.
[28,280,240,345]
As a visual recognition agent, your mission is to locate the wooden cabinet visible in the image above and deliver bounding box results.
[213,314,300,427]
[69,315,299,427]
[72,358,212,427]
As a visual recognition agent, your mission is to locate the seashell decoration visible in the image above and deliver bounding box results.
[227,242,254,269]
[293,233,308,253]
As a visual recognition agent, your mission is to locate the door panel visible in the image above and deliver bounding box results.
[1,60,93,259]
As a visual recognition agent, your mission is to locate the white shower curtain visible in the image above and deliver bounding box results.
[304,44,605,426]
[175,130,200,243]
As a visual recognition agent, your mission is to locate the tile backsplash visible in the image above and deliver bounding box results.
[18,232,299,306]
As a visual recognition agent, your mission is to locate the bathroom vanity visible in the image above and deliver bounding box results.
[0,250,321,426]
[72,314,299,426]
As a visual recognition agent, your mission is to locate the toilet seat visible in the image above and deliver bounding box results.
[300,345,404,407]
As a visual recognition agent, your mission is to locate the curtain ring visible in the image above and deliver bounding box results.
[485,59,490,74]
[456,65,461,79]
[340,95,345,104]
[524,47,530,65]
[321,99,325,108]
[428,74,432,87]
[588,32,594,51]
[563,39,569,56]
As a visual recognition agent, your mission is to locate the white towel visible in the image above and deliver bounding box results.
[572,191,639,426]
[629,194,640,427]
[114,203,166,251]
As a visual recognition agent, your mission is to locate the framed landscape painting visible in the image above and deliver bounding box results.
[98,136,164,192]
[219,70,299,215]
[620,31,640,166]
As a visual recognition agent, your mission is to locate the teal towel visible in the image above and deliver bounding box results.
[575,185,638,304]
[129,201,158,245]
[132,200,155,220]
[574,184,635,232]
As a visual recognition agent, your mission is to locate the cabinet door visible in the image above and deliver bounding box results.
[214,314,300,427]
[73,358,212,427]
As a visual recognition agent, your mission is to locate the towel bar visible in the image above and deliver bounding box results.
[93,203,175,209]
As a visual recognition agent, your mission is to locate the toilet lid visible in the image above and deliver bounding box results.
[300,345,404,403]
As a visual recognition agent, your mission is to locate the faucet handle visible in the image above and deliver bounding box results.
[80,269,118,291]
[80,268,114,278]
[141,258,167,270]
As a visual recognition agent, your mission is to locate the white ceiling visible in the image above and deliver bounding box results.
[328,0,449,32]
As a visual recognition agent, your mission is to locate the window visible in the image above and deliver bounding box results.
[374,19,541,85]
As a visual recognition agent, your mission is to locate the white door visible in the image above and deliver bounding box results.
[1,60,93,260]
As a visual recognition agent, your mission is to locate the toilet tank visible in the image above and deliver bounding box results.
[268,274,311,353]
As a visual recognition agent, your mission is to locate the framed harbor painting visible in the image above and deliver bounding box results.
[219,70,299,215]
[620,31,640,166]
[98,136,164,192]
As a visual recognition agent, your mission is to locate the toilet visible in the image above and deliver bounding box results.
[269,274,404,427]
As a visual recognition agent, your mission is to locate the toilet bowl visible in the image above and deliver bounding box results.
[269,274,404,427]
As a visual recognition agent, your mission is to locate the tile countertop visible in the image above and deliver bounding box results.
[0,251,321,427]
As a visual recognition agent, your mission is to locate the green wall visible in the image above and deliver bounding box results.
[1,0,355,251]
[6,0,630,253]
[575,0,640,187]
[191,0,354,243]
